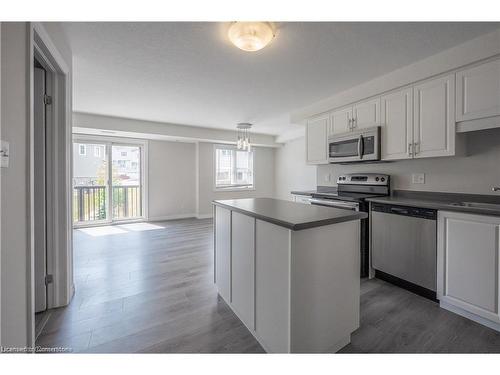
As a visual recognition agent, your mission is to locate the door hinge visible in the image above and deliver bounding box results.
[45,274,54,285]
[43,95,53,105]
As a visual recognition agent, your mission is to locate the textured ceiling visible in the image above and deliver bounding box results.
[62,22,499,135]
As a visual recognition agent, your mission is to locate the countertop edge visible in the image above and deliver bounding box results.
[212,200,367,230]
[366,197,500,217]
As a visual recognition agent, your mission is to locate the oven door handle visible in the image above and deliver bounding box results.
[358,135,364,159]
[309,198,360,211]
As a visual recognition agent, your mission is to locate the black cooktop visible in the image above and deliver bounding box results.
[311,191,386,202]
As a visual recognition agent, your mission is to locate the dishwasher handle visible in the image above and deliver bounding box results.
[371,202,437,220]
[389,207,410,215]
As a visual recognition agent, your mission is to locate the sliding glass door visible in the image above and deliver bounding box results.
[73,138,145,226]
[111,145,142,220]
[73,142,109,224]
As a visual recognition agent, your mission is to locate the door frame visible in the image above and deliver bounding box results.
[72,134,149,227]
[28,23,72,346]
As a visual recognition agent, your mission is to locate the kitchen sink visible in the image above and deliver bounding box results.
[449,201,500,211]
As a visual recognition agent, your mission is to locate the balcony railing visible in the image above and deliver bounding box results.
[73,185,141,223]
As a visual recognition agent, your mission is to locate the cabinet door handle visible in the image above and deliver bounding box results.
[408,143,413,157]
[414,142,420,155]
[348,117,352,130]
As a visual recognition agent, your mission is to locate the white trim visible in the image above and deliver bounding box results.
[0,21,2,346]
[195,142,200,216]
[196,213,214,219]
[27,22,72,348]
[440,301,500,333]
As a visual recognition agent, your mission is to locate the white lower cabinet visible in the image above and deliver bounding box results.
[214,206,231,302]
[255,220,291,352]
[437,211,500,330]
[231,212,255,331]
[214,205,361,352]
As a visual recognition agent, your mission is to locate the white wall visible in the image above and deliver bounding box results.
[317,128,500,195]
[274,137,316,201]
[1,22,72,347]
[197,142,276,216]
[148,140,197,220]
[1,22,31,347]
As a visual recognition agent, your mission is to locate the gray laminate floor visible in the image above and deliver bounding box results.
[36,218,500,353]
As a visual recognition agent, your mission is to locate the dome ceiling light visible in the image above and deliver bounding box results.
[228,22,275,52]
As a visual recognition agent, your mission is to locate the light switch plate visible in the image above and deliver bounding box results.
[1,140,9,168]
[412,173,425,184]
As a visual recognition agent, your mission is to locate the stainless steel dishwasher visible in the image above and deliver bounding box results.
[371,202,437,297]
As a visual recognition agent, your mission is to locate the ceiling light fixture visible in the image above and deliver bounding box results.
[236,123,252,152]
[228,22,275,52]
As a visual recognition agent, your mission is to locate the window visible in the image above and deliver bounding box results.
[215,145,254,190]
[78,144,86,156]
[94,146,101,157]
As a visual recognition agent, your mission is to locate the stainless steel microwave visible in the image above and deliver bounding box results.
[328,126,381,163]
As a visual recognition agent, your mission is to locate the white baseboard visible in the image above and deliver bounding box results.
[196,213,213,219]
[440,301,500,332]
[148,213,197,222]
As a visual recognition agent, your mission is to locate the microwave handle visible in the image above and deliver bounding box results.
[358,135,364,159]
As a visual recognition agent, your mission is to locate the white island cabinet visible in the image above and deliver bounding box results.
[213,198,366,353]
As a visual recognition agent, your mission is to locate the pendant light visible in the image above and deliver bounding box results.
[236,123,252,152]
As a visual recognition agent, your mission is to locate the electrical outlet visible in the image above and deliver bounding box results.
[324,173,331,182]
[412,173,425,184]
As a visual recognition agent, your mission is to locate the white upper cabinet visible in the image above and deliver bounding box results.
[352,97,381,130]
[413,74,455,158]
[456,58,500,123]
[437,211,500,326]
[380,88,413,160]
[306,115,329,165]
[330,106,353,135]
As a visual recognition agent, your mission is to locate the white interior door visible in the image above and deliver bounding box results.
[34,66,47,313]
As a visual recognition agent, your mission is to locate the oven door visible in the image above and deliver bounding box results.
[309,198,360,211]
[328,126,380,163]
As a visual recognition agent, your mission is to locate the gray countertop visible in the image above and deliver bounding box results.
[366,190,500,216]
[212,198,367,231]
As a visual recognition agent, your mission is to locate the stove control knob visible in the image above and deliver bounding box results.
[375,177,380,182]
[381,177,386,182]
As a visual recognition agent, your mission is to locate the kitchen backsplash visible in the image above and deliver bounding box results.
[317,127,500,194]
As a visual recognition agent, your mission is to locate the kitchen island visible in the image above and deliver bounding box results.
[212,198,367,353]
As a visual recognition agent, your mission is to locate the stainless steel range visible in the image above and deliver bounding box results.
[309,173,390,277]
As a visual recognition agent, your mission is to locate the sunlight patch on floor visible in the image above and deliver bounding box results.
[76,222,164,236]
[119,223,164,231]
[78,226,128,237]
